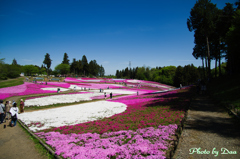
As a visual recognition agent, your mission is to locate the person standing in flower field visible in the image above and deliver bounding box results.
[12,100,16,105]
[110,92,112,99]
[10,102,19,127]
[104,92,107,99]
[0,100,5,124]
[20,99,24,113]
[5,101,11,120]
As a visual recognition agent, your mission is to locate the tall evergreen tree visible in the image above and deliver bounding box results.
[76,60,83,75]
[226,7,240,74]
[43,53,52,75]
[99,65,105,77]
[82,55,88,76]
[12,58,17,65]
[70,58,77,74]
[62,52,70,65]
[187,0,219,79]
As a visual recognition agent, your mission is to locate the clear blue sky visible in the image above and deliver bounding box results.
[0,0,237,75]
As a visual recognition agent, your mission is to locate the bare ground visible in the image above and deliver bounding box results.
[0,119,45,159]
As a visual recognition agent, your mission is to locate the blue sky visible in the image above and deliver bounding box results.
[0,0,237,75]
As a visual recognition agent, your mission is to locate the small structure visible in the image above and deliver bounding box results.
[51,78,60,82]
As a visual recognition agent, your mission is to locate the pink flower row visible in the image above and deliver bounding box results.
[36,124,177,159]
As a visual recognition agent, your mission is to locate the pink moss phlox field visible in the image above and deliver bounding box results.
[0,82,57,99]
[44,82,71,88]
[35,124,177,159]
[73,83,127,89]
[26,92,92,100]
[48,89,188,135]
[90,93,122,100]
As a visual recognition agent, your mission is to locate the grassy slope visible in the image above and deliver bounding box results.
[0,77,25,88]
[208,74,240,107]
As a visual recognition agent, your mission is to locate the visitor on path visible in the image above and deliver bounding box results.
[5,101,11,120]
[180,84,182,89]
[110,92,112,99]
[0,100,5,124]
[10,103,19,127]
[104,92,107,99]
[20,99,24,113]
[12,100,16,106]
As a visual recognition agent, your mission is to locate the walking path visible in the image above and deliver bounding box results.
[0,120,44,159]
[173,96,240,159]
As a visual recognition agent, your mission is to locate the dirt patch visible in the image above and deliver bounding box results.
[173,96,240,159]
[0,119,45,159]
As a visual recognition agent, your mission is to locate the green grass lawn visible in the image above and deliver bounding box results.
[0,77,25,88]
[208,74,240,107]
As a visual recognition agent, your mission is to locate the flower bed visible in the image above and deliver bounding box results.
[19,101,127,132]
[44,89,190,135]
[35,124,177,159]
[0,82,57,100]
[44,82,71,88]
[41,87,69,92]
[24,92,103,107]
[25,92,92,100]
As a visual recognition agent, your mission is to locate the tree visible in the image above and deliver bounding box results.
[136,67,146,80]
[89,60,100,76]
[116,70,120,78]
[23,65,39,76]
[12,58,17,65]
[174,66,184,87]
[226,4,240,74]
[82,55,89,76]
[215,3,235,76]
[99,65,105,77]
[70,58,77,74]
[76,60,83,75]
[43,53,52,75]
[187,0,219,79]
[54,64,70,75]
[62,52,70,65]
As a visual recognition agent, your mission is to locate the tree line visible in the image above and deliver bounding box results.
[0,53,105,80]
[115,64,202,87]
[115,62,227,87]
[188,0,240,78]
[45,53,105,77]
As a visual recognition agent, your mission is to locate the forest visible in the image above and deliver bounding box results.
[0,53,105,80]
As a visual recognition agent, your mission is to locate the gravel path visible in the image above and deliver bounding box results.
[173,96,240,159]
